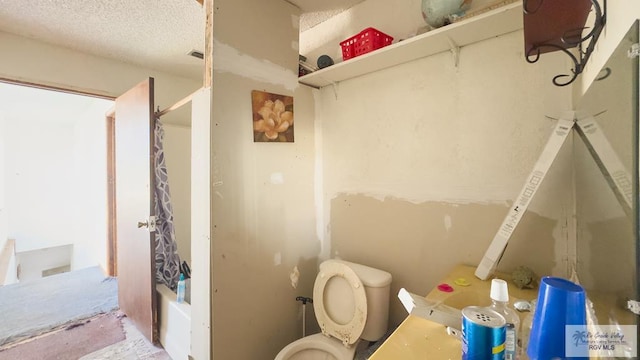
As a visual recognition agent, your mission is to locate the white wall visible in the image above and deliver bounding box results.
[5,120,76,252]
[0,112,6,251]
[71,99,112,271]
[0,114,17,286]
[162,124,192,266]
[0,114,13,284]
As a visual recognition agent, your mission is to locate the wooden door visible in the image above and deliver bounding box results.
[114,78,157,343]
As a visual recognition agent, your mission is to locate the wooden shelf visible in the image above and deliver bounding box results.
[298,1,523,89]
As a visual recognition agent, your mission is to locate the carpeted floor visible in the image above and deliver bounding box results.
[0,312,126,360]
[0,266,119,347]
[0,267,171,359]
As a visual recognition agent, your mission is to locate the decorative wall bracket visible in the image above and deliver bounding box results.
[523,0,606,87]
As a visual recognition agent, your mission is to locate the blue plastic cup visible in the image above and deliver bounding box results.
[527,277,587,360]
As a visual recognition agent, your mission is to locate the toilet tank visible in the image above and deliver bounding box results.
[337,260,392,342]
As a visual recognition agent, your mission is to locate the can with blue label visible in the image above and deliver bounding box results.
[462,306,506,360]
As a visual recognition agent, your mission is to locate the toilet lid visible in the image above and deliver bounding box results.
[313,260,367,347]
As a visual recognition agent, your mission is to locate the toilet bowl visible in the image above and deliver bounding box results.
[275,259,392,360]
[275,333,357,360]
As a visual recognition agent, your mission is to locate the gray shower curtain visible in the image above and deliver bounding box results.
[153,118,181,290]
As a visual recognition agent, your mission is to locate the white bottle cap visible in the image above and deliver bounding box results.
[490,278,510,302]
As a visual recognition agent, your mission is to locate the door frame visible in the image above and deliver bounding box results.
[106,112,117,277]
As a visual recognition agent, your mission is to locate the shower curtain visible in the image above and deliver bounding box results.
[153,118,181,290]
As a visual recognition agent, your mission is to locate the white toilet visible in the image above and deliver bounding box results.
[275,259,392,360]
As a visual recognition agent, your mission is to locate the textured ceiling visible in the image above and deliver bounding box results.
[0,0,205,79]
[0,0,362,80]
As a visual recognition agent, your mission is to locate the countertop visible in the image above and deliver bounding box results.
[369,264,539,360]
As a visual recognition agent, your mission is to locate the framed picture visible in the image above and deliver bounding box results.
[251,90,294,142]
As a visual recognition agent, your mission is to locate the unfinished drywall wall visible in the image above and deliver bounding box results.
[330,195,559,325]
[315,29,574,328]
[162,124,192,266]
[211,0,318,358]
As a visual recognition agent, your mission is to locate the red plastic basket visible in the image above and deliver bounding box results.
[340,27,394,61]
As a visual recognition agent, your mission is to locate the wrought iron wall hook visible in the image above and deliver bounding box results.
[526,44,581,86]
[562,0,605,46]
[524,0,606,87]
[552,71,580,87]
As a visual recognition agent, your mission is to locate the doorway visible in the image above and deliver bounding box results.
[0,81,114,279]
[0,79,210,359]
[0,81,123,351]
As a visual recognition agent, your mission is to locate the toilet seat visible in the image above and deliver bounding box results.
[313,260,367,347]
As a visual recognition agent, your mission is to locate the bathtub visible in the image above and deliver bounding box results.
[157,283,191,360]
